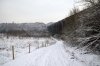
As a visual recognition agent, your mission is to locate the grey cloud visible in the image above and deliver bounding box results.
[0,0,76,23]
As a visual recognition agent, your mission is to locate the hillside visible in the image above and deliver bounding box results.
[48,5,100,54]
[0,22,53,37]
[60,5,100,54]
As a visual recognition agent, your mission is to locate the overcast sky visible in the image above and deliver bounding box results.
[0,0,81,23]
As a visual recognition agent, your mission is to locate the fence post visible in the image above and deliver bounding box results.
[38,42,39,49]
[45,42,46,47]
[12,45,14,60]
[29,44,30,53]
[42,42,43,47]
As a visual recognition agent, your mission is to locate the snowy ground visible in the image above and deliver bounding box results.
[0,34,56,65]
[0,34,100,66]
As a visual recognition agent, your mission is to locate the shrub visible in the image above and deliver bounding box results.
[68,6,80,16]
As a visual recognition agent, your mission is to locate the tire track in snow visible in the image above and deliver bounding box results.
[25,47,52,66]
[2,41,87,66]
[32,44,59,66]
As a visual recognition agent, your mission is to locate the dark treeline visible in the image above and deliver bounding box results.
[6,30,50,37]
[47,19,66,35]
[0,22,50,37]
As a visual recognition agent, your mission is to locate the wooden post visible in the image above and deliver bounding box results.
[42,42,43,47]
[38,42,39,49]
[29,44,30,53]
[12,45,14,60]
[7,34,9,39]
[45,42,46,47]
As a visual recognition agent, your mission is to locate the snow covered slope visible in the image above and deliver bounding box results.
[2,39,100,66]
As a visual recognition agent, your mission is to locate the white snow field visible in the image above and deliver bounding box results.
[0,34,100,66]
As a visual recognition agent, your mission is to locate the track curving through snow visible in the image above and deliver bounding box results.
[2,41,100,66]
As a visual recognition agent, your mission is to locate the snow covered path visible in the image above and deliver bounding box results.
[2,41,100,66]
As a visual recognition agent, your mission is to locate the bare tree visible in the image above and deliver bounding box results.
[68,6,80,16]
[78,0,100,7]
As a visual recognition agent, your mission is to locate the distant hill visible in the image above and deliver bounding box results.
[0,22,53,37]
